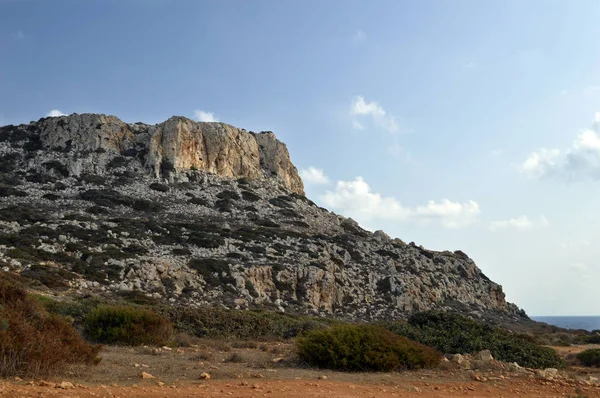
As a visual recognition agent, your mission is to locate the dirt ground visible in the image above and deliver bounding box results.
[1,341,599,397]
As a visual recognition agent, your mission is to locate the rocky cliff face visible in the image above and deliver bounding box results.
[0,114,526,323]
[33,114,304,194]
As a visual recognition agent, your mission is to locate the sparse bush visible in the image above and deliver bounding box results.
[160,158,175,177]
[190,350,214,361]
[217,190,241,200]
[0,185,28,197]
[269,196,293,208]
[215,198,234,212]
[257,218,280,228]
[0,277,100,377]
[163,307,332,340]
[386,311,564,369]
[174,332,196,347]
[224,352,245,363]
[149,182,169,192]
[188,197,209,206]
[84,305,173,346]
[172,247,192,256]
[86,205,109,215]
[232,341,258,349]
[80,173,107,185]
[188,258,234,286]
[26,171,55,184]
[106,156,129,169]
[188,232,224,249]
[577,348,600,367]
[42,193,60,201]
[237,177,250,186]
[121,148,138,157]
[43,160,69,177]
[242,190,261,202]
[297,324,442,372]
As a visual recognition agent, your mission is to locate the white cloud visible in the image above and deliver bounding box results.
[353,29,367,44]
[560,90,568,96]
[351,120,364,130]
[560,240,591,249]
[193,110,218,122]
[489,216,533,231]
[569,263,588,272]
[522,112,600,180]
[413,199,481,229]
[462,61,477,69]
[300,167,330,185]
[350,96,399,133]
[488,215,549,231]
[321,176,479,229]
[46,109,66,117]
[491,149,502,156]
[521,148,561,179]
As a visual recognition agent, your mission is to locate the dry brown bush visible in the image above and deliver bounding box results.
[0,276,101,377]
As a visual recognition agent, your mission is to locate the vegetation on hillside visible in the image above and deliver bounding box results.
[386,311,564,369]
[577,348,600,367]
[84,305,173,346]
[0,275,100,377]
[297,324,442,371]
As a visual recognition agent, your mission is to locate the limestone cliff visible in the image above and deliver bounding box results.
[34,114,304,194]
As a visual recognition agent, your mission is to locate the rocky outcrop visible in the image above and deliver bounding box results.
[0,115,526,323]
[32,114,304,194]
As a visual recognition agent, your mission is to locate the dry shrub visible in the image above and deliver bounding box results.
[209,340,232,352]
[224,352,245,363]
[189,350,213,361]
[0,277,101,377]
[231,341,258,349]
[175,332,197,347]
[84,305,173,346]
[297,324,441,372]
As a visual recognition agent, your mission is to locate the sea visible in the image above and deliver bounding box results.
[531,316,600,332]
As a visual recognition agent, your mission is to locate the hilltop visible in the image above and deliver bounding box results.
[0,114,526,324]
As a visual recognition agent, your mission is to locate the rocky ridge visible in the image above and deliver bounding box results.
[0,114,526,322]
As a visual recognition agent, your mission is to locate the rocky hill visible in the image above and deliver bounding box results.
[0,114,526,323]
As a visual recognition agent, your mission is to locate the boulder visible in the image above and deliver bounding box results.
[476,349,494,362]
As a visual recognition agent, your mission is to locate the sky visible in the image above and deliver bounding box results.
[1,0,600,316]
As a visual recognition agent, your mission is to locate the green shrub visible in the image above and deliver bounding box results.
[577,349,600,367]
[0,276,100,377]
[386,311,564,369]
[297,324,441,372]
[163,307,331,339]
[84,305,173,346]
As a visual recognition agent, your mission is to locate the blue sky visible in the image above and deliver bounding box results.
[2,0,600,315]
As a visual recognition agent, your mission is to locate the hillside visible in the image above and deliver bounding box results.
[0,114,526,323]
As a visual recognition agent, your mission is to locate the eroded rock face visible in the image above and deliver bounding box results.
[0,115,527,323]
[34,114,304,194]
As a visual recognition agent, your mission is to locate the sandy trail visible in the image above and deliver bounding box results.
[1,378,599,398]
